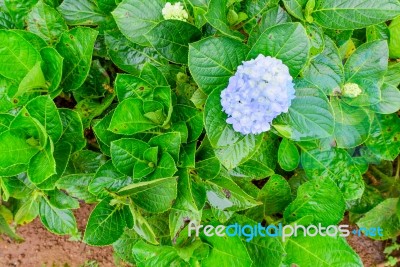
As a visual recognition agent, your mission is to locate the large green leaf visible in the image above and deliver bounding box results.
[110,138,151,177]
[282,0,307,20]
[248,23,310,77]
[331,98,371,148]
[303,36,344,95]
[284,234,362,266]
[205,175,260,212]
[56,27,98,91]
[300,147,364,200]
[278,138,299,171]
[40,47,63,97]
[389,16,400,58]
[27,138,56,184]
[366,113,400,161]
[0,130,39,175]
[188,36,249,95]
[56,174,97,203]
[146,20,202,64]
[204,89,263,169]
[58,0,106,26]
[39,197,78,236]
[26,0,68,44]
[258,174,292,216]
[201,233,252,267]
[312,0,400,30]
[284,178,345,226]
[105,30,162,75]
[112,0,164,45]
[205,0,243,40]
[370,83,400,114]
[109,98,157,135]
[84,198,132,246]
[357,198,400,240]
[0,30,42,81]
[118,177,178,213]
[273,80,334,141]
[58,108,86,152]
[25,95,62,142]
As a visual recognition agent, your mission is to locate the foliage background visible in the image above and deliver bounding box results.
[0,0,400,266]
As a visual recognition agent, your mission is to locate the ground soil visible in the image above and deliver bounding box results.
[0,204,115,267]
[0,205,389,267]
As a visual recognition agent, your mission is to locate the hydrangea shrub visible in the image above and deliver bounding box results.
[0,0,400,266]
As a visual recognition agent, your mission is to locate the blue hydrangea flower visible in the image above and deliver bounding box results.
[220,54,295,135]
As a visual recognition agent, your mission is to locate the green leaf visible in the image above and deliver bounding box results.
[282,0,307,20]
[40,47,63,97]
[205,0,243,40]
[114,74,153,102]
[0,29,42,81]
[118,177,178,213]
[246,234,284,267]
[0,130,39,175]
[25,95,62,143]
[84,198,132,246]
[331,98,371,148]
[56,174,97,203]
[149,132,181,162]
[344,40,388,86]
[58,0,106,25]
[0,213,23,241]
[89,160,132,197]
[140,63,168,87]
[303,36,344,94]
[58,108,86,152]
[146,20,202,64]
[105,30,162,75]
[284,234,362,266]
[370,83,400,114]
[365,113,400,161]
[188,36,249,95]
[284,178,345,226]
[47,189,79,210]
[132,241,188,266]
[39,197,78,236]
[204,89,263,169]
[248,23,310,77]
[366,23,389,42]
[14,197,39,225]
[93,110,124,156]
[110,138,150,177]
[205,175,260,212]
[26,0,68,44]
[384,62,400,88]
[258,174,292,216]
[357,198,400,240]
[278,138,299,171]
[313,0,400,29]
[172,104,203,143]
[56,27,98,91]
[112,0,164,45]
[201,233,252,267]
[66,150,107,174]
[110,98,157,135]
[4,0,38,28]
[389,16,400,58]
[273,80,334,141]
[300,147,365,200]
[28,138,56,184]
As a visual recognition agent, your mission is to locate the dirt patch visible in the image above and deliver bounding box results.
[344,219,386,267]
[0,204,115,267]
[0,205,389,267]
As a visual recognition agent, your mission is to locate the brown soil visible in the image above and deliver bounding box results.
[344,219,387,267]
[0,205,389,267]
[0,204,115,267]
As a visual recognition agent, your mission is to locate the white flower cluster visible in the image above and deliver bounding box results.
[342,83,362,98]
[162,2,188,22]
[220,54,295,135]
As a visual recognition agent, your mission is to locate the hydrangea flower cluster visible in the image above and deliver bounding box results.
[342,82,362,98]
[220,54,295,135]
[162,2,188,22]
